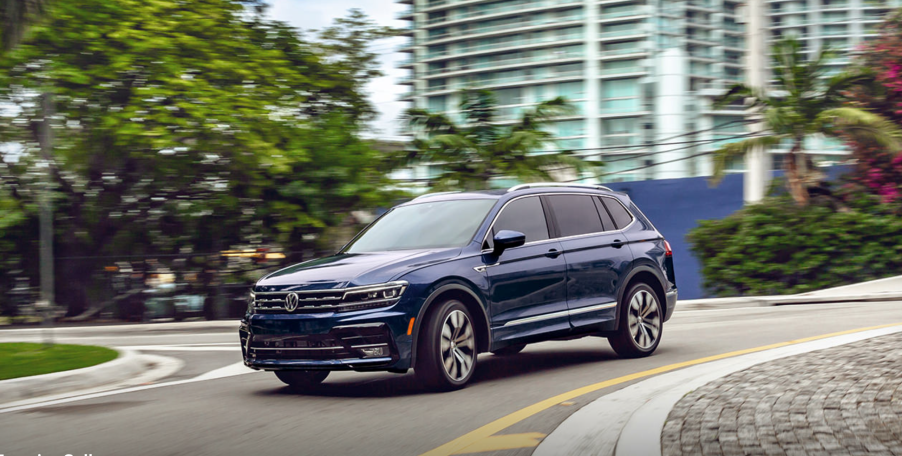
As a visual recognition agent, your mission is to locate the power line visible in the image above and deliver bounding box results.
[599,131,767,164]
[390,130,773,183]
[563,134,771,182]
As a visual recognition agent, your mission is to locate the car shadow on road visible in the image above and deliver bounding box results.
[253,345,622,398]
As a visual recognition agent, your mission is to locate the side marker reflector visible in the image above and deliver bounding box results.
[407,318,416,336]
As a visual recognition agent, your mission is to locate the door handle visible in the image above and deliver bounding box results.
[545,248,562,258]
[611,240,624,249]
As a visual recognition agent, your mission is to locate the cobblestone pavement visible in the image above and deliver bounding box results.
[663,333,902,456]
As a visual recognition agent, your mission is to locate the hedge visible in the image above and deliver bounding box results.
[688,194,902,297]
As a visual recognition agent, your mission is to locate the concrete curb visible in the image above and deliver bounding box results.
[0,348,146,404]
[534,325,902,456]
[676,291,902,311]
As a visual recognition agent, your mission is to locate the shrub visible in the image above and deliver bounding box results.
[688,195,902,297]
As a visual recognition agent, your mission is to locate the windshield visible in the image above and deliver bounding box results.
[343,199,497,253]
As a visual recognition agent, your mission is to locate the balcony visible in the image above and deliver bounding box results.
[599,6,652,21]
[686,0,718,9]
[599,66,644,76]
[599,48,647,57]
[424,52,584,76]
[396,7,414,20]
[425,0,583,26]
[599,28,648,40]
[429,34,583,60]
[425,14,585,43]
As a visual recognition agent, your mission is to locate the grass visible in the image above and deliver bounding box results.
[0,342,118,381]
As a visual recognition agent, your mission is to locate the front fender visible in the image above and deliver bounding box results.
[408,280,491,369]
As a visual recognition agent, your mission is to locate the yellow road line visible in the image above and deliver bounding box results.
[421,322,902,456]
[451,433,546,454]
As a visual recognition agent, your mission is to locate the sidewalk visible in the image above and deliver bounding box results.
[662,333,902,456]
[676,275,902,311]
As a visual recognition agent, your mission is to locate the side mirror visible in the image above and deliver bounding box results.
[493,230,526,255]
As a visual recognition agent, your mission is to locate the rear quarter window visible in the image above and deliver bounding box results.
[600,197,634,229]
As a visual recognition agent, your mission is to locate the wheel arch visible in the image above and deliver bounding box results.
[410,281,491,369]
[615,264,667,330]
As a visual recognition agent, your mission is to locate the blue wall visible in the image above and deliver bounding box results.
[606,174,745,300]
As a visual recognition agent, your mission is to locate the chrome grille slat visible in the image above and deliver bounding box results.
[251,281,407,314]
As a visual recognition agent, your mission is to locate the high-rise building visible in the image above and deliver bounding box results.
[396,0,751,182]
[762,0,902,169]
[396,0,900,182]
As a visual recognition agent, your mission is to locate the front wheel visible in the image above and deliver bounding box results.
[416,299,478,391]
[609,283,663,358]
[274,370,329,388]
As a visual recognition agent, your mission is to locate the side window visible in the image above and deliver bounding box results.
[593,197,615,231]
[601,197,634,229]
[545,195,604,237]
[489,197,550,247]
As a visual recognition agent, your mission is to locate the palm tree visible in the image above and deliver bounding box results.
[402,89,595,191]
[711,38,900,206]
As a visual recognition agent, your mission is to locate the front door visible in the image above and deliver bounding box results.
[482,196,569,342]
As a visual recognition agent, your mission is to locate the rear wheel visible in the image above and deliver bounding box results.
[416,299,478,390]
[274,370,329,388]
[609,283,662,358]
[491,344,525,356]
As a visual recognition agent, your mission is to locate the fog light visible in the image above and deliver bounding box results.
[360,346,387,357]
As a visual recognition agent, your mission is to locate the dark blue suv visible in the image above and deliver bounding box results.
[239,183,677,390]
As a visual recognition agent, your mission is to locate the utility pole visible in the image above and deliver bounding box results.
[744,0,769,204]
[38,92,56,345]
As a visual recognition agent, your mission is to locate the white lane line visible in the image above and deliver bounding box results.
[0,361,259,414]
[116,345,240,352]
[0,333,236,343]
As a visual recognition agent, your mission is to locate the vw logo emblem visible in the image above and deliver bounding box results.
[284,293,299,312]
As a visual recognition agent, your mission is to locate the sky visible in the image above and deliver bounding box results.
[268,0,409,140]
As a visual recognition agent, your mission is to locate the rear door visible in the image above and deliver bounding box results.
[544,194,634,329]
[482,196,569,342]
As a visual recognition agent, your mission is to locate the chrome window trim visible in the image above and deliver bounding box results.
[479,192,637,254]
[501,301,616,327]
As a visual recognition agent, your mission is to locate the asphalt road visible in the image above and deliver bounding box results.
[2,301,902,456]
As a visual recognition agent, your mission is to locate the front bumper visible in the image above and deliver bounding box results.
[239,310,413,372]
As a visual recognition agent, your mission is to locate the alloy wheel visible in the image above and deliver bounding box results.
[440,309,476,381]
[628,290,661,349]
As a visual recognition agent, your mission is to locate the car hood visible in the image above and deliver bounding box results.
[255,248,462,291]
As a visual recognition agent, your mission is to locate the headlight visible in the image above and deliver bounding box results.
[247,290,256,315]
[339,282,407,312]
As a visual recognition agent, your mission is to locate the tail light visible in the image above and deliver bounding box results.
[664,240,673,258]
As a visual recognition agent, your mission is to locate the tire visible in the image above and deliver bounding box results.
[274,370,329,388]
[609,283,663,358]
[491,344,525,356]
[416,299,478,391]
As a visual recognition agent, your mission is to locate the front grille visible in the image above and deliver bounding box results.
[253,290,344,313]
[246,324,395,361]
[251,281,407,314]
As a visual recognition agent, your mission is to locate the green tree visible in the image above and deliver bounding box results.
[402,89,595,191]
[711,38,901,206]
[314,8,400,124]
[0,1,398,316]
